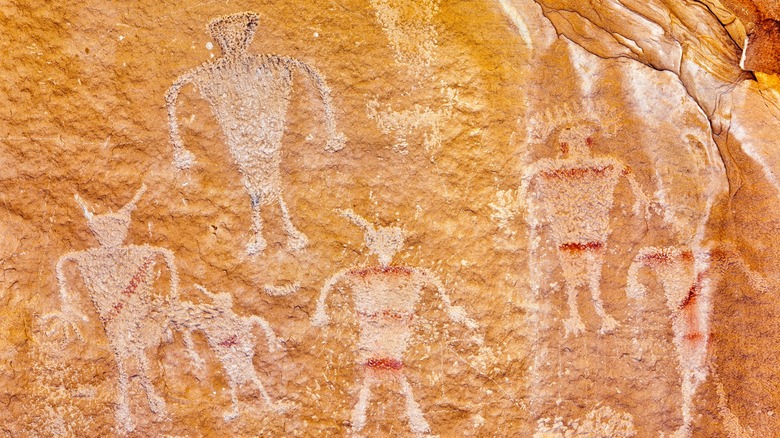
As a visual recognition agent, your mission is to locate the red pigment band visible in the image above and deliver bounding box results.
[365,357,404,371]
[558,241,604,252]
[542,164,614,179]
[639,249,694,265]
[683,332,704,342]
[358,309,413,321]
[352,266,414,277]
[218,335,239,348]
[104,256,156,323]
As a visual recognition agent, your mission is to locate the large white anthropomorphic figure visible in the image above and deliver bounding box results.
[166,11,346,255]
[312,209,481,436]
[45,184,180,433]
[520,118,654,336]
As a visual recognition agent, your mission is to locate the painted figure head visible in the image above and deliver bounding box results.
[75,184,146,248]
[555,121,599,159]
[339,209,404,267]
[207,11,260,57]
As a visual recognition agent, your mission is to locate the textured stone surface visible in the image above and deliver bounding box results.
[0,0,779,437]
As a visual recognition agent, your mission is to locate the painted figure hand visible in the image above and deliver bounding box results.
[42,306,88,342]
[173,148,196,170]
[326,132,347,152]
[311,309,330,327]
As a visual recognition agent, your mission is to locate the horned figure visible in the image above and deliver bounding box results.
[520,109,655,336]
[168,284,289,421]
[312,209,480,436]
[166,11,346,255]
[43,184,179,434]
[627,243,769,438]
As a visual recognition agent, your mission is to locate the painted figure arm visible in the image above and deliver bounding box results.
[312,269,350,327]
[42,253,89,341]
[157,247,181,302]
[417,268,479,331]
[626,252,650,301]
[517,164,539,225]
[620,161,657,218]
[283,57,346,152]
[248,315,283,352]
[165,69,200,169]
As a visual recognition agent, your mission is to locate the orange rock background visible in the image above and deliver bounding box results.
[0,0,778,436]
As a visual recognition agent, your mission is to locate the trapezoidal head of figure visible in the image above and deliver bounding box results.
[75,184,145,248]
[207,11,260,58]
[367,226,404,267]
[554,121,599,159]
[339,208,404,267]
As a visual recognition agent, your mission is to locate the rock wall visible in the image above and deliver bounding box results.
[0,0,778,436]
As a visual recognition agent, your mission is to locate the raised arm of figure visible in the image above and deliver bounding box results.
[312,269,350,327]
[417,268,479,331]
[284,57,346,152]
[165,70,199,169]
[248,315,283,352]
[42,253,89,341]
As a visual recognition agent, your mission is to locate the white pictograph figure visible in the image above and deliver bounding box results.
[520,118,653,336]
[43,184,180,434]
[166,11,346,255]
[369,0,440,76]
[168,285,288,421]
[626,246,709,438]
[312,209,479,436]
[626,244,769,438]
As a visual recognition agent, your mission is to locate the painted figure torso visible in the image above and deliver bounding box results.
[68,244,169,360]
[75,246,157,329]
[175,301,256,384]
[192,55,293,197]
[529,156,624,246]
[346,266,421,366]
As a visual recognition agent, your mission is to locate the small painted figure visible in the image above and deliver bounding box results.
[520,121,653,336]
[44,184,179,434]
[312,209,479,436]
[168,285,289,421]
[166,11,346,255]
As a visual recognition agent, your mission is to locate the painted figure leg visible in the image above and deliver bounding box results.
[562,279,585,337]
[586,251,619,334]
[115,359,135,433]
[278,196,308,251]
[251,373,288,413]
[399,375,431,434]
[246,194,267,255]
[350,374,374,433]
[223,380,241,421]
[137,352,167,418]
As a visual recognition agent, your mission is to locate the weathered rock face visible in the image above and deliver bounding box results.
[1,1,778,436]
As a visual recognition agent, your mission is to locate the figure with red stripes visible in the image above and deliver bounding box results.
[44,184,180,434]
[520,120,654,336]
[312,209,480,436]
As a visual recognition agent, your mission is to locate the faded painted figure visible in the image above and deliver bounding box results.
[626,246,710,438]
[520,120,653,336]
[44,184,179,434]
[168,285,290,421]
[166,11,346,255]
[313,209,479,436]
[626,244,769,437]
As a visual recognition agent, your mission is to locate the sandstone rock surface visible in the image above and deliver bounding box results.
[0,0,779,437]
